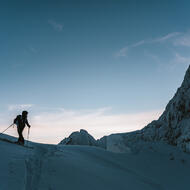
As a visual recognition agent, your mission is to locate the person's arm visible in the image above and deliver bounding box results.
[26,119,31,128]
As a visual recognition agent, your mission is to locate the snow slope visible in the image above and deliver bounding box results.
[0,134,190,190]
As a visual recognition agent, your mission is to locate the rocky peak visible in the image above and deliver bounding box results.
[142,65,190,152]
[182,65,190,89]
[59,129,97,146]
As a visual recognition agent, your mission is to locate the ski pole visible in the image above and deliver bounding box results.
[0,124,14,136]
[27,127,30,146]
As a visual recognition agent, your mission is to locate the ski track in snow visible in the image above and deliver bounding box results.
[24,145,57,190]
[1,137,189,190]
[25,145,164,190]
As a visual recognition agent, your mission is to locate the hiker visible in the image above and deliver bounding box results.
[14,111,31,145]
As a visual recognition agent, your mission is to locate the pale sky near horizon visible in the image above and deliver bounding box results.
[0,0,190,143]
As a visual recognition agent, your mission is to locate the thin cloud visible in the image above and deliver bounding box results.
[48,19,63,31]
[151,32,181,43]
[167,53,190,71]
[173,32,190,47]
[131,40,146,47]
[115,32,181,57]
[174,53,190,64]
[144,50,161,64]
[115,47,128,57]
[8,104,33,111]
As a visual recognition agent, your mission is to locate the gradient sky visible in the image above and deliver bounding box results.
[0,0,190,143]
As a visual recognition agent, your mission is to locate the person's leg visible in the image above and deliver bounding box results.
[17,127,24,145]
[19,126,25,145]
[20,132,24,145]
[17,127,22,143]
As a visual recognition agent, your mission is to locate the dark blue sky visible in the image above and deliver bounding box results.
[0,0,190,142]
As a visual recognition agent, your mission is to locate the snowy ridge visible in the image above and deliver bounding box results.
[60,65,190,153]
[59,129,97,146]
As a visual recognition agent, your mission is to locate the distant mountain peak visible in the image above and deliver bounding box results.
[59,129,97,146]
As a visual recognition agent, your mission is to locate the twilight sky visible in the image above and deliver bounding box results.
[0,0,190,143]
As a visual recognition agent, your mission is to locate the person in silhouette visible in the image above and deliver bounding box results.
[16,110,31,145]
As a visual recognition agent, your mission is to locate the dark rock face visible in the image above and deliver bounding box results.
[98,65,190,153]
[138,65,190,152]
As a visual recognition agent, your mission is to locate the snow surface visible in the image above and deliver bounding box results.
[0,134,190,190]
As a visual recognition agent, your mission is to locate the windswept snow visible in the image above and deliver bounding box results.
[0,134,190,190]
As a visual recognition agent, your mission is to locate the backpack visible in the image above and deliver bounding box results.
[13,115,22,127]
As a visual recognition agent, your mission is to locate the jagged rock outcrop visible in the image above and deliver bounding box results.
[101,65,190,153]
[59,129,97,146]
[139,65,190,152]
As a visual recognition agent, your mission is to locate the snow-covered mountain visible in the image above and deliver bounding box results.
[119,64,190,153]
[137,65,190,152]
[60,65,190,153]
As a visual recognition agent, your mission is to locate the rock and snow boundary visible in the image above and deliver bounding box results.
[59,65,190,153]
